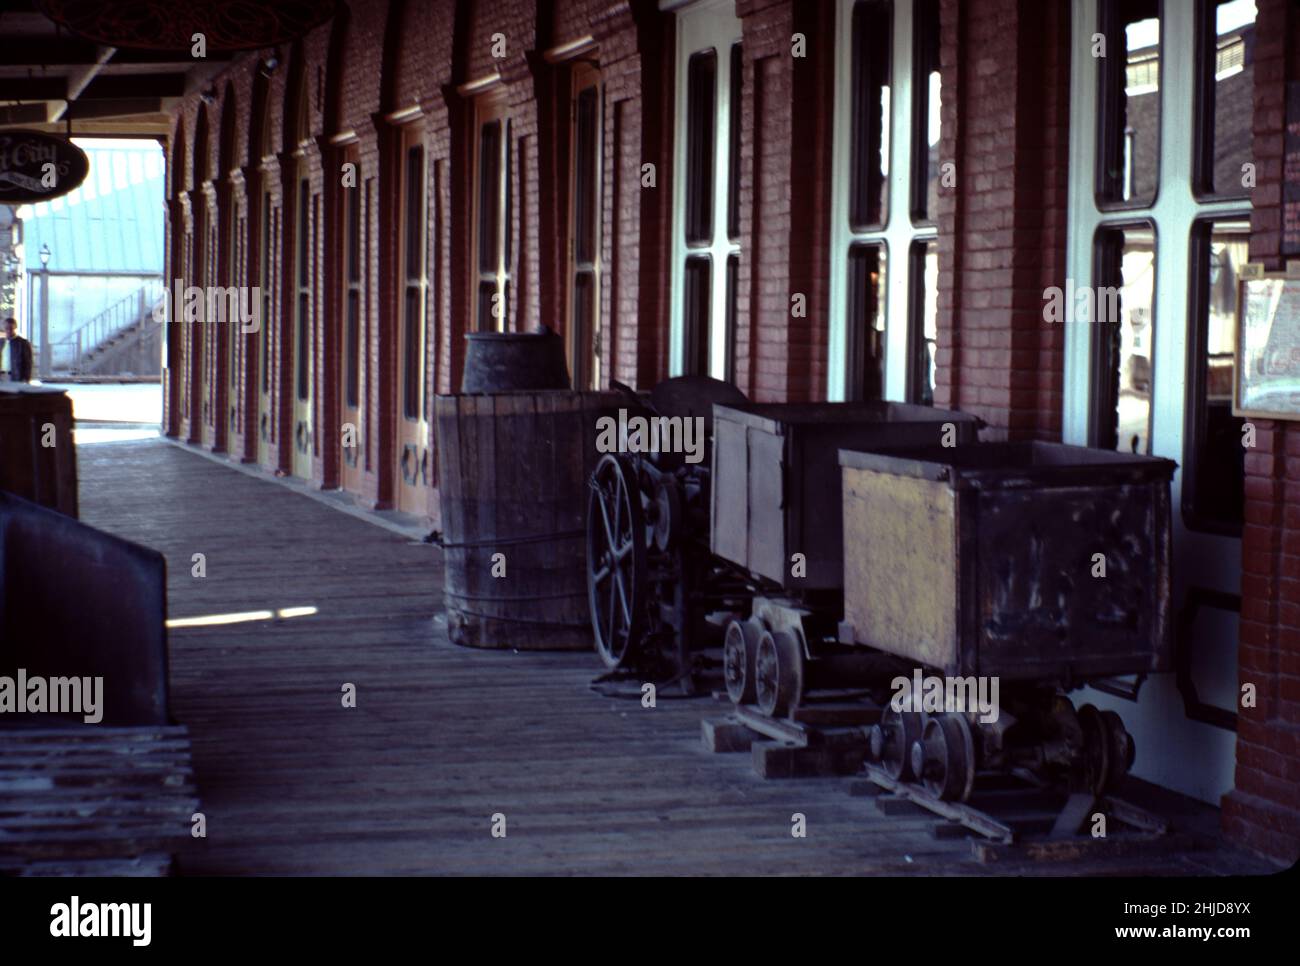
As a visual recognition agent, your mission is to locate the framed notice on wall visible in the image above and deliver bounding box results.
[1236,274,1300,419]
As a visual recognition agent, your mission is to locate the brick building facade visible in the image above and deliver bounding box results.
[162,0,1300,862]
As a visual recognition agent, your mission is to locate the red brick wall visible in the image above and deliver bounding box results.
[935,0,1068,441]
[1222,0,1300,865]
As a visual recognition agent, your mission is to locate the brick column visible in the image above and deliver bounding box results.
[935,0,1069,440]
[1221,0,1300,865]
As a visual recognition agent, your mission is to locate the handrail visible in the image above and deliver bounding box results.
[49,278,164,373]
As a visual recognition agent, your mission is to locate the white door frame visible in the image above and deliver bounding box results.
[1065,0,1247,803]
[665,0,742,379]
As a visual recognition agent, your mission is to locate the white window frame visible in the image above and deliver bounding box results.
[1064,0,1245,451]
[665,0,742,379]
[828,0,936,401]
[1065,0,1251,805]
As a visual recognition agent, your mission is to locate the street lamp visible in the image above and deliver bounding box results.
[37,244,51,378]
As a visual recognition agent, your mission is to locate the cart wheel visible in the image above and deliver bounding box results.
[1077,703,1111,797]
[651,477,682,553]
[754,628,803,718]
[723,616,763,705]
[586,454,647,668]
[912,712,976,802]
[870,706,924,782]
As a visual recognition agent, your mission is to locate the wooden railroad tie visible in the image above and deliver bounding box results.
[701,702,879,779]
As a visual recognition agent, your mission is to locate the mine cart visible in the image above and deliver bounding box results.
[584,383,981,697]
[838,441,1177,802]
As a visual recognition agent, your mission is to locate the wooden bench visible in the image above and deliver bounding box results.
[0,490,197,875]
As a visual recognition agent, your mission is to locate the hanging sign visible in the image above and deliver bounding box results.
[0,131,90,204]
[1235,269,1300,420]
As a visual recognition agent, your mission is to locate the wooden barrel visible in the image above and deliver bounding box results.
[0,385,78,517]
[434,390,621,650]
[461,326,571,393]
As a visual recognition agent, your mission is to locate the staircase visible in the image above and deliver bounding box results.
[55,281,165,378]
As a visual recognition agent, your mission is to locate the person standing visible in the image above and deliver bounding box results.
[1,317,34,383]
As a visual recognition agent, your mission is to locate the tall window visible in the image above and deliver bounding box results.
[671,5,742,381]
[474,96,511,332]
[1091,223,1155,454]
[402,143,425,419]
[295,178,311,402]
[832,0,941,403]
[345,158,362,412]
[1184,219,1248,532]
[1096,0,1161,207]
[569,63,602,390]
[260,193,272,397]
[1195,0,1256,198]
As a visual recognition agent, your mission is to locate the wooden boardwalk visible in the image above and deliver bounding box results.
[74,437,1272,876]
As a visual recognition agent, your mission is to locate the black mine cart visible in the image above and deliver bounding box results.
[838,441,1177,802]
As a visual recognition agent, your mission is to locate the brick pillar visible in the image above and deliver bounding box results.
[734,0,834,403]
[1221,0,1300,865]
[936,0,1069,440]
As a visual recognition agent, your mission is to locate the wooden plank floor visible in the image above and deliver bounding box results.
[74,437,1273,876]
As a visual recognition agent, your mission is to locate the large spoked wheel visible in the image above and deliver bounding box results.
[586,454,648,668]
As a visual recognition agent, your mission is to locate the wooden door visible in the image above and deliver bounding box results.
[291,175,314,479]
[395,128,429,513]
[340,146,364,494]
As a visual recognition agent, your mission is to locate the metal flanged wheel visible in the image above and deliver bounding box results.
[754,627,804,718]
[912,712,977,802]
[586,454,647,668]
[869,706,924,781]
[1100,709,1134,793]
[651,477,682,553]
[1077,703,1111,797]
[723,616,763,705]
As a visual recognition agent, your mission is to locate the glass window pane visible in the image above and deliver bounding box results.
[403,285,420,419]
[847,243,887,400]
[1185,220,1247,531]
[686,50,717,246]
[684,255,712,375]
[297,181,310,288]
[912,0,941,223]
[1204,0,1257,195]
[575,86,598,265]
[851,0,892,230]
[1097,0,1161,206]
[909,240,938,405]
[573,271,594,390]
[296,292,309,401]
[347,168,361,282]
[477,280,497,333]
[405,145,424,280]
[728,42,742,242]
[478,121,500,274]
[725,252,738,384]
[346,290,360,410]
[1092,225,1155,453]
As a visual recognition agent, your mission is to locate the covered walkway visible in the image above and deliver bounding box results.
[74,437,1270,876]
